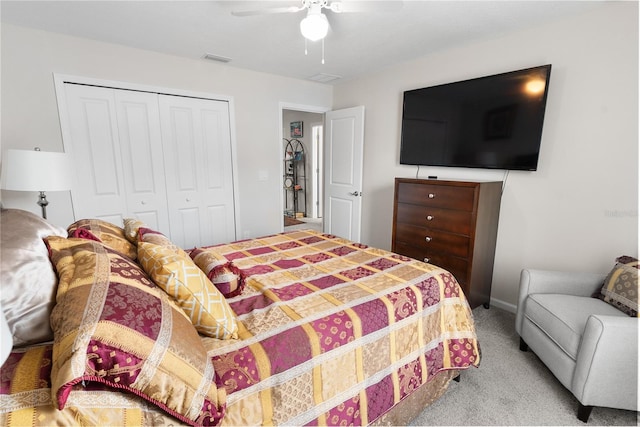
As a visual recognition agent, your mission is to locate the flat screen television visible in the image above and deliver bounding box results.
[399,65,551,171]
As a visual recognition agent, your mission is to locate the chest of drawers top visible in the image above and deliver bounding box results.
[394,178,501,210]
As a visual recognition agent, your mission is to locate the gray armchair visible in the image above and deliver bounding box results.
[515,268,638,422]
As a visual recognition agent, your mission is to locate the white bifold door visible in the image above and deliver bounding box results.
[158,95,236,248]
[59,82,236,249]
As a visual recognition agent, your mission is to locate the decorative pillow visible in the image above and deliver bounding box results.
[138,241,239,339]
[45,236,226,426]
[0,208,67,346]
[123,217,147,244]
[67,218,137,260]
[191,247,245,298]
[600,255,639,317]
[138,227,189,256]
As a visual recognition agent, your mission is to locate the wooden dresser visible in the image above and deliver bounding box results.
[392,178,502,309]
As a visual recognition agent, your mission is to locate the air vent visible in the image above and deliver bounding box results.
[308,73,342,83]
[202,53,232,63]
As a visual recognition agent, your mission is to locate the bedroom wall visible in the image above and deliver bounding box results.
[0,23,333,239]
[332,2,638,310]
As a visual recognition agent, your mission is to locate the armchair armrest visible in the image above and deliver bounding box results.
[572,315,638,411]
[515,269,606,334]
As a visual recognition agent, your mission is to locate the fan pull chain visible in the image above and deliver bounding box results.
[302,38,325,64]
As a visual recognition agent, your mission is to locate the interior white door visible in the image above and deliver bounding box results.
[158,95,236,249]
[323,106,365,241]
[62,84,170,233]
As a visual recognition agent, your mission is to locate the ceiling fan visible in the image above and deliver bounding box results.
[232,1,400,41]
[232,0,349,41]
[232,1,401,63]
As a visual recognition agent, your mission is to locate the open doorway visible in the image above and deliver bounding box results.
[282,109,324,232]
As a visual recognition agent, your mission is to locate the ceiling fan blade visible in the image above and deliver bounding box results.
[231,5,305,17]
[327,1,404,14]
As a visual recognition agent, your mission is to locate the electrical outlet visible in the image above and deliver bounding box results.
[243,230,250,239]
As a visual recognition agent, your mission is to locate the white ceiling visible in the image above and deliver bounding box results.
[1,1,601,84]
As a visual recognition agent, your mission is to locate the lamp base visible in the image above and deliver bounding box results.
[37,191,48,219]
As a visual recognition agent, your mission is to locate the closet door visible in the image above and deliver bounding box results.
[62,84,170,232]
[114,90,170,233]
[63,84,127,225]
[158,95,236,249]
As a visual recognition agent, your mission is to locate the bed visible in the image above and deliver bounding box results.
[0,208,480,426]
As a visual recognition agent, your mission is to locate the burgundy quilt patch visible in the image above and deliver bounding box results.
[272,282,315,301]
[261,325,313,375]
[312,311,355,352]
[351,298,389,336]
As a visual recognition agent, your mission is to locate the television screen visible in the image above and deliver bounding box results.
[399,65,551,171]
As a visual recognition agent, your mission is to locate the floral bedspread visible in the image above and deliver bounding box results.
[201,230,480,426]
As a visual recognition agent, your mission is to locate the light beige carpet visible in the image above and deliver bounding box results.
[409,307,638,426]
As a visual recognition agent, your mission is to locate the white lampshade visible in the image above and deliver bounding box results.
[300,11,329,41]
[1,148,73,192]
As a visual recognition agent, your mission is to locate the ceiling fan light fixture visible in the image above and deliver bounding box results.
[300,11,329,41]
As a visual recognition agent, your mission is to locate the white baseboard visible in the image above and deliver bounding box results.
[489,297,517,313]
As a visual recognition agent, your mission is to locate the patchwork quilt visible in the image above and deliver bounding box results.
[199,230,480,426]
[0,229,479,426]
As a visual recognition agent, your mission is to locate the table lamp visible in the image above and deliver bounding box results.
[1,148,73,219]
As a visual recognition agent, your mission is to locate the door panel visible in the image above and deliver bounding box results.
[63,84,127,220]
[175,207,201,250]
[327,197,353,239]
[159,95,235,249]
[207,205,230,245]
[114,90,170,235]
[324,106,365,241]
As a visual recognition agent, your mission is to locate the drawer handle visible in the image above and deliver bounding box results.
[428,193,435,199]
[423,257,430,263]
[426,215,434,221]
[425,236,432,242]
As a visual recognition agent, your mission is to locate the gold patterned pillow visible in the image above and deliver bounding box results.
[191,247,245,298]
[67,218,137,260]
[45,236,225,425]
[138,241,239,339]
[122,217,147,244]
[138,227,189,257]
[600,255,639,317]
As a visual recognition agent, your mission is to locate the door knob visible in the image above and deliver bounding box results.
[349,191,362,196]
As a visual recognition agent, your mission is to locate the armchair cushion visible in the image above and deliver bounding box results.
[524,294,625,360]
[597,256,638,317]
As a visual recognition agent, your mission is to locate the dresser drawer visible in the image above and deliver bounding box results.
[395,203,472,235]
[394,223,469,259]
[396,182,475,211]
[393,242,469,286]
